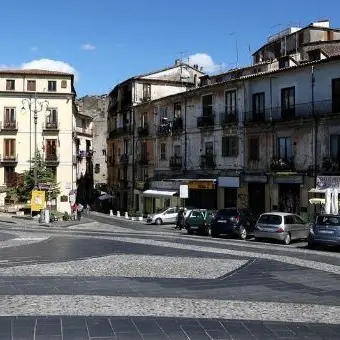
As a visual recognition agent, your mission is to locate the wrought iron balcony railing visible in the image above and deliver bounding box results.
[200,154,216,169]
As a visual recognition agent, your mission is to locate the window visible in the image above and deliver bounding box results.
[278,137,292,160]
[48,81,57,92]
[4,166,15,185]
[174,145,181,156]
[279,58,289,69]
[4,139,16,157]
[46,109,58,124]
[140,112,148,127]
[252,93,265,115]
[174,102,181,118]
[4,108,16,123]
[225,90,237,116]
[142,83,151,100]
[82,119,86,129]
[258,214,282,225]
[6,80,15,91]
[281,87,295,117]
[46,139,57,155]
[140,142,147,159]
[160,143,166,160]
[284,215,294,225]
[332,78,340,113]
[222,136,238,157]
[330,135,340,161]
[205,142,214,155]
[27,80,36,91]
[123,139,129,154]
[202,94,213,116]
[308,50,321,62]
[248,137,259,161]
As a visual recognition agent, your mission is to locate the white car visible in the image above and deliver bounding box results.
[146,207,192,225]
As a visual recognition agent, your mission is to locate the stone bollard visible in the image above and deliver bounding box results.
[125,211,129,219]
[109,210,113,216]
[117,211,120,217]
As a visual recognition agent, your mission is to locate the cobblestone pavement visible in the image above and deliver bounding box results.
[0,213,339,339]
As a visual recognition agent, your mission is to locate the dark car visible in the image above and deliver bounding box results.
[185,209,214,236]
[210,208,259,240]
[308,214,340,248]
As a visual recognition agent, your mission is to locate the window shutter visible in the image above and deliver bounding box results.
[222,137,228,157]
[232,137,238,156]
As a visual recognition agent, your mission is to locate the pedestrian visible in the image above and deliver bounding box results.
[175,208,185,230]
[71,202,78,221]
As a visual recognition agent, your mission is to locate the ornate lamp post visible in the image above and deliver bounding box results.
[21,93,50,188]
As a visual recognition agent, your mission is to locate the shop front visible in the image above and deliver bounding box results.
[142,181,181,214]
[271,175,306,214]
[217,177,239,209]
[187,180,217,209]
[242,174,268,214]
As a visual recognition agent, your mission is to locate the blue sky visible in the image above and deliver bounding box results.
[1,0,340,96]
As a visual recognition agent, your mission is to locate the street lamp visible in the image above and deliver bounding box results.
[21,93,50,188]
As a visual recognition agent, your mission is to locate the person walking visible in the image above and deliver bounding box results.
[175,208,185,230]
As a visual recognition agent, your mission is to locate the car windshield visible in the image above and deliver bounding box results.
[316,216,340,226]
[258,214,282,225]
[216,209,238,217]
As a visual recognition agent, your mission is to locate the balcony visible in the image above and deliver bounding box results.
[76,126,93,136]
[270,157,295,172]
[138,124,149,137]
[108,126,132,139]
[0,121,18,132]
[169,155,182,169]
[220,111,238,126]
[200,154,216,169]
[138,153,149,165]
[158,123,172,136]
[0,154,18,164]
[197,115,214,128]
[42,121,59,133]
[244,111,266,123]
[120,153,129,165]
[44,153,60,165]
[172,117,183,134]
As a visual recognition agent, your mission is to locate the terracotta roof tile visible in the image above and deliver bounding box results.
[0,69,73,76]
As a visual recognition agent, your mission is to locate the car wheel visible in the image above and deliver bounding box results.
[307,240,315,249]
[187,227,193,235]
[283,233,291,245]
[155,218,163,225]
[239,226,247,240]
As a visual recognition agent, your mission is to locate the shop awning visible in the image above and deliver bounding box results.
[309,188,326,194]
[143,189,177,198]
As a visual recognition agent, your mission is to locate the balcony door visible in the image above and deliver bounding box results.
[278,137,292,161]
[202,95,213,116]
[46,109,58,125]
[46,139,57,159]
[332,78,340,113]
[4,139,15,159]
[225,90,237,117]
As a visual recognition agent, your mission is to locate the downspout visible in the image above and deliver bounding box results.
[131,85,136,210]
[269,76,273,211]
[312,66,317,217]
[184,94,187,175]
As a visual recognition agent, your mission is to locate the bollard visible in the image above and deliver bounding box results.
[125,211,129,219]
[109,210,113,216]
[117,211,120,217]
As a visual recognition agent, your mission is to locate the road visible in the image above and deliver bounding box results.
[0,213,339,339]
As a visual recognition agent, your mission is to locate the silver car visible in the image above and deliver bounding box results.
[146,207,192,225]
[254,212,309,245]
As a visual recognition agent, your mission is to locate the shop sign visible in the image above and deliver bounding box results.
[189,181,215,190]
[274,175,304,184]
[135,181,145,190]
[180,185,189,198]
[150,181,180,190]
[218,177,239,188]
[316,176,340,189]
[242,175,268,184]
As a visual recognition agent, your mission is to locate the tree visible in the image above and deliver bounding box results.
[8,151,60,202]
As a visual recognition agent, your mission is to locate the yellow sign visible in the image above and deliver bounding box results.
[31,190,46,212]
[188,181,215,190]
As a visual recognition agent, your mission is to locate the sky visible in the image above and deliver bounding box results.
[1,0,340,97]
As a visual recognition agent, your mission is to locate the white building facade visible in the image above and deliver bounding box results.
[0,69,77,212]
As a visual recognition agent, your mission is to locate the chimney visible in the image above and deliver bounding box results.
[175,59,181,65]
[193,64,199,69]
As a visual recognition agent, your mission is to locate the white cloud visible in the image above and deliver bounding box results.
[21,59,79,81]
[81,43,96,51]
[188,53,225,74]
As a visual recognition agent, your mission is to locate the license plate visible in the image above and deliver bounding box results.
[217,220,227,223]
[319,230,334,234]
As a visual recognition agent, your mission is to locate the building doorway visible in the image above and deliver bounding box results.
[224,188,237,208]
[279,184,300,214]
[248,183,265,214]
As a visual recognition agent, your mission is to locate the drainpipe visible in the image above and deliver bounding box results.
[184,94,187,175]
[312,66,317,217]
[131,102,136,210]
[269,76,273,211]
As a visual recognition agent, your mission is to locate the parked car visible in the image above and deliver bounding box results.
[185,209,214,235]
[210,208,259,240]
[308,214,340,249]
[146,207,192,225]
[254,212,309,245]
